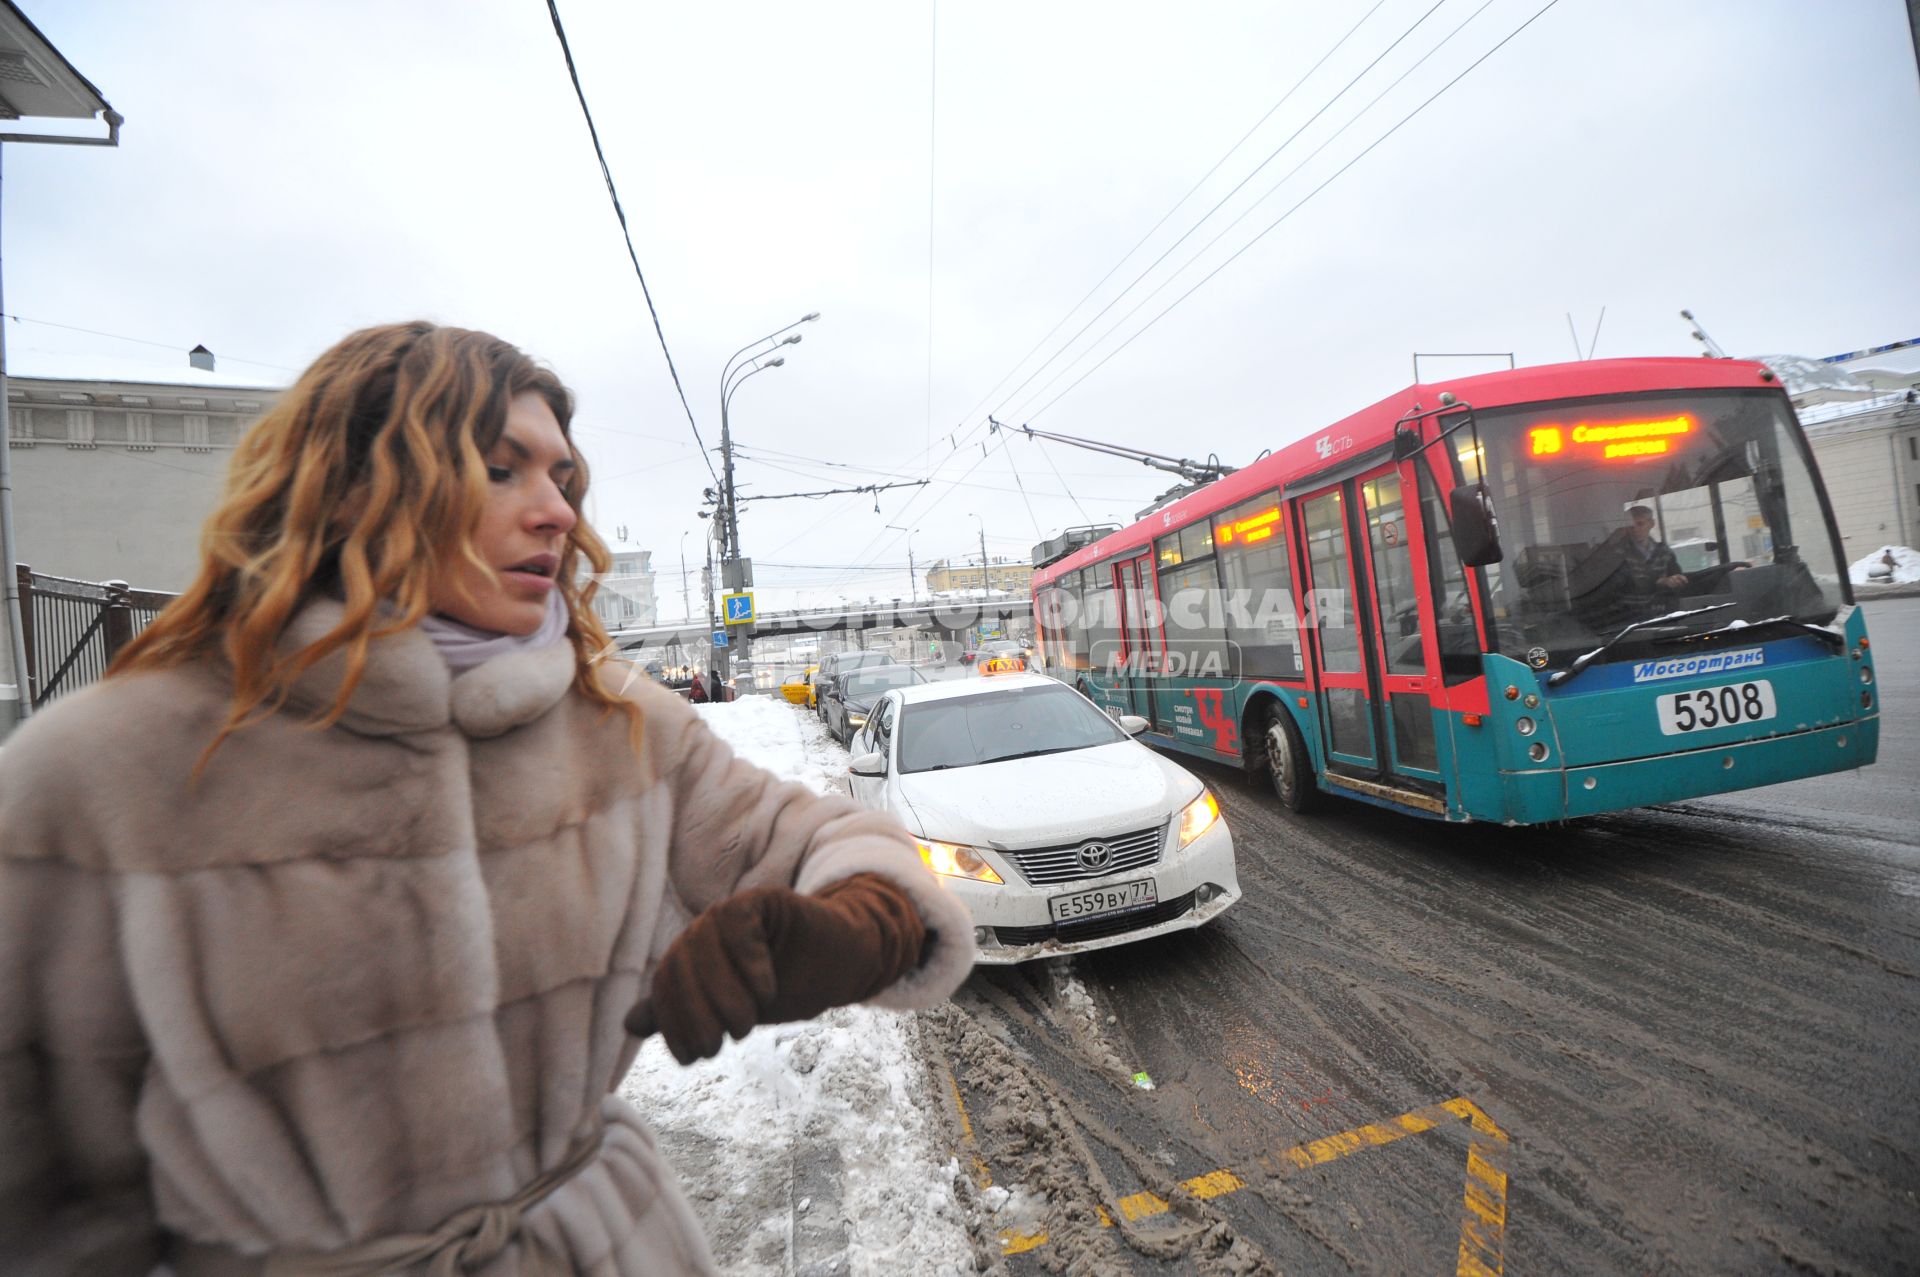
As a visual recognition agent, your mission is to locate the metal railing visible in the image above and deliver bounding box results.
[15,565,177,709]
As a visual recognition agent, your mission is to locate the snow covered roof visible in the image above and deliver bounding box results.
[5,351,287,392]
[1796,390,1919,427]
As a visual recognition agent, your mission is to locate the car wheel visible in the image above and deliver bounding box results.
[1263,703,1321,814]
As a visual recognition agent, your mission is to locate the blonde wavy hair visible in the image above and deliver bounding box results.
[112,321,637,752]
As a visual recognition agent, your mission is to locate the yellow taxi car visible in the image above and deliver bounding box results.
[781,664,820,707]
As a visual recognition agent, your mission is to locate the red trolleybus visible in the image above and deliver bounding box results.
[1031,358,1878,824]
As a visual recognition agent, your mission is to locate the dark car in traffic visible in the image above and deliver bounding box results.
[821,664,928,744]
[811,650,897,719]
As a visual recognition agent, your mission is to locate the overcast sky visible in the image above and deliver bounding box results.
[12,0,1920,615]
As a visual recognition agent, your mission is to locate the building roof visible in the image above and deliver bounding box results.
[0,1,113,121]
[5,357,283,394]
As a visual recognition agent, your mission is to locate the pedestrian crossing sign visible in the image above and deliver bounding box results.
[722,591,755,624]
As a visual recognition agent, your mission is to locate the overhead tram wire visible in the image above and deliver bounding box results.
[976,0,1452,431]
[1,313,300,373]
[1004,0,1503,424]
[943,0,1391,438]
[834,0,1441,522]
[816,0,1458,571]
[821,0,1560,588]
[1021,0,1568,425]
[545,0,720,489]
[803,1,1465,588]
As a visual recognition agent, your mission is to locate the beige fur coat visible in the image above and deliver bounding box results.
[0,602,975,1275]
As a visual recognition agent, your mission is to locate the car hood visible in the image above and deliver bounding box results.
[896,740,1201,848]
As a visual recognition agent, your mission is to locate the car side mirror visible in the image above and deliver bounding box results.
[1118,714,1150,737]
[1449,483,1504,566]
[849,751,887,777]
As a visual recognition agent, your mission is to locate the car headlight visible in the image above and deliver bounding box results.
[916,838,1003,884]
[1175,790,1220,849]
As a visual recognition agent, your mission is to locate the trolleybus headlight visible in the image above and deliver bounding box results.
[1528,742,1549,762]
[1862,690,1874,710]
[1515,716,1537,737]
[1860,665,1873,685]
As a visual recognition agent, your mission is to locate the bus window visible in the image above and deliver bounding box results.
[1157,533,1183,569]
[1062,571,1090,672]
[1303,492,1360,674]
[1361,473,1423,676]
[1158,560,1228,675]
[1084,565,1121,674]
[1416,462,1483,683]
[1179,521,1214,562]
[1213,492,1300,678]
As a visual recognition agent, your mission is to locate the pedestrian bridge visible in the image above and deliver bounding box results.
[608,594,1032,654]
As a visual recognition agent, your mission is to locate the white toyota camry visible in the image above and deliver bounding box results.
[843,672,1241,963]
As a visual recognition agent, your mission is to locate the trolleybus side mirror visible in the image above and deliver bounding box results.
[1449,483,1504,566]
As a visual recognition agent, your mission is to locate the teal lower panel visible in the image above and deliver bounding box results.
[1550,717,1878,820]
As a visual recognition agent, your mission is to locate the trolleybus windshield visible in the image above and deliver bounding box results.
[1464,389,1846,668]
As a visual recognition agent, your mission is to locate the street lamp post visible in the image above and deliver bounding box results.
[969,513,990,595]
[710,312,818,689]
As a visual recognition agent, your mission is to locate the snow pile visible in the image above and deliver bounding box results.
[1849,545,1920,586]
[618,697,976,1275]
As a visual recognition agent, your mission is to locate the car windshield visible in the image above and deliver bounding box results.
[842,667,926,698]
[897,685,1125,773]
[1464,388,1846,666]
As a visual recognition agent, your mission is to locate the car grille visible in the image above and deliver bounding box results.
[998,825,1165,886]
[994,890,1198,947]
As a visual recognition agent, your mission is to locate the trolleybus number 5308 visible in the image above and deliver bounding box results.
[1656,680,1777,736]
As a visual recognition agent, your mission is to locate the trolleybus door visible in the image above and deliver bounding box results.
[1353,465,1445,796]
[1114,553,1162,726]
[1300,467,1446,807]
[1300,486,1376,769]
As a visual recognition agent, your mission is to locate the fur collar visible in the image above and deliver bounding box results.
[278,599,579,738]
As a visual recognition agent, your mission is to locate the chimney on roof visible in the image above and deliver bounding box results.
[189,344,214,372]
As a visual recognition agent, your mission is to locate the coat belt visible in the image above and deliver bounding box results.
[178,1119,608,1277]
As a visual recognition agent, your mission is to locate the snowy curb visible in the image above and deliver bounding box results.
[618,698,977,1275]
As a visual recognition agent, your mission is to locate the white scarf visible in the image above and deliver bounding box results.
[418,591,571,674]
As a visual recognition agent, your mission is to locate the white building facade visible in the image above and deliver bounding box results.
[589,547,658,630]
[5,373,278,590]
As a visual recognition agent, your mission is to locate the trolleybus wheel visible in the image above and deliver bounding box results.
[1264,704,1320,814]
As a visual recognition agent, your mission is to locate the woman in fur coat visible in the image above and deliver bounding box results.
[0,322,976,1275]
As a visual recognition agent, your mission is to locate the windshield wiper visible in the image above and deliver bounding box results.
[1651,614,1846,651]
[979,744,1087,765]
[1546,604,1736,688]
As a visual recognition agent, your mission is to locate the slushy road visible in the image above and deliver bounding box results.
[938,596,1918,1275]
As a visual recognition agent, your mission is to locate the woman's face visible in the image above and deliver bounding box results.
[430,391,579,635]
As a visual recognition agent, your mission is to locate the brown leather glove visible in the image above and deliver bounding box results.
[626,872,928,1065]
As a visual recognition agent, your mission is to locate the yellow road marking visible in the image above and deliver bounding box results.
[944,1070,995,1192]
[950,1090,1511,1274]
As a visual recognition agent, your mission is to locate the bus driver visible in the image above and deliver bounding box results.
[1568,504,1691,630]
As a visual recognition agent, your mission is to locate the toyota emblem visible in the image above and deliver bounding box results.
[1077,841,1113,871]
